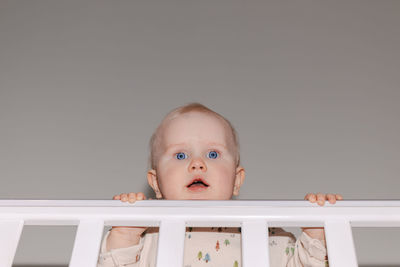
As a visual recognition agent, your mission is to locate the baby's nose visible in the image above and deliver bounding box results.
[188,158,207,172]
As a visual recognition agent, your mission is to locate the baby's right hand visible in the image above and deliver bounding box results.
[113,192,147,203]
[107,192,148,251]
[112,192,147,233]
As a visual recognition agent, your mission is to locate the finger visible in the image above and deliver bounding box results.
[137,192,146,200]
[304,193,312,200]
[128,192,137,203]
[326,194,336,204]
[120,193,128,202]
[310,194,317,203]
[306,193,317,203]
[316,193,325,206]
[336,194,343,200]
[128,192,136,199]
[113,195,121,200]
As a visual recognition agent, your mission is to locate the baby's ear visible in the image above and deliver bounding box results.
[233,166,245,196]
[147,169,163,199]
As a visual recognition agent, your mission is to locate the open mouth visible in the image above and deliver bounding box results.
[187,178,209,188]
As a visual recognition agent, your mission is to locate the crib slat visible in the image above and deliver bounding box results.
[242,220,269,267]
[69,220,104,267]
[324,221,358,267]
[156,219,185,267]
[0,220,24,267]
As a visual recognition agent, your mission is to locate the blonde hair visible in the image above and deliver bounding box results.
[149,103,240,170]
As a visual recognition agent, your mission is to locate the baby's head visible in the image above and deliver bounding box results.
[147,103,245,200]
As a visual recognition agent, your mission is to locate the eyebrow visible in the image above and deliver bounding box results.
[165,142,228,151]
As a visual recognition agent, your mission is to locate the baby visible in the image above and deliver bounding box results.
[97,103,342,267]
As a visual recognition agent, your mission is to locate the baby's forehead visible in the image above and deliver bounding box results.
[159,112,235,147]
[162,112,231,135]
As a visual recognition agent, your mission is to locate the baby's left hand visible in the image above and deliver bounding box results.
[302,193,343,241]
[304,192,343,206]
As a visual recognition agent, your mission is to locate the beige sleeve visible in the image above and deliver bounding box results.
[285,232,327,267]
[97,230,145,267]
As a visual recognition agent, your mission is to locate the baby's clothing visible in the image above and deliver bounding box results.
[97,227,328,267]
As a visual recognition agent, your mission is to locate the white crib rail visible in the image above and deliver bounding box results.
[0,220,24,267]
[69,219,104,267]
[1,200,400,267]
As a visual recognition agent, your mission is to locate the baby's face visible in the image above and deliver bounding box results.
[149,112,244,200]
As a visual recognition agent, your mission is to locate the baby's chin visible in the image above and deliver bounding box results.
[182,195,233,200]
[163,191,233,200]
[175,195,210,200]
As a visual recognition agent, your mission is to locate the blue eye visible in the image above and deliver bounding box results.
[175,152,187,160]
[207,151,219,159]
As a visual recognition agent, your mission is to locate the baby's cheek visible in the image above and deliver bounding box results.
[216,166,236,184]
[159,170,177,185]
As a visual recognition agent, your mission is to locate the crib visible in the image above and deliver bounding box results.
[1,200,400,267]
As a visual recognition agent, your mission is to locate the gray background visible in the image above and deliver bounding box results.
[1,0,399,266]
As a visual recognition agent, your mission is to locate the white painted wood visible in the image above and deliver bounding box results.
[1,200,400,228]
[156,219,186,267]
[242,220,269,267]
[3,199,400,207]
[325,221,358,267]
[0,220,24,267]
[69,220,104,267]
[1,200,400,266]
